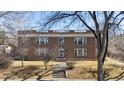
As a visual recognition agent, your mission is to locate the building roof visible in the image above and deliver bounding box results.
[18,30,94,37]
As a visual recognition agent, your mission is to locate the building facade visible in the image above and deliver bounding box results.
[18,30,96,61]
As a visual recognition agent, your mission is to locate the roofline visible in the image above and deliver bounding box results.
[18,33,94,37]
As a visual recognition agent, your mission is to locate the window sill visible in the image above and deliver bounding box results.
[75,56,87,58]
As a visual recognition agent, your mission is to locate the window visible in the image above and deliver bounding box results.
[58,47,64,57]
[74,37,87,45]
[36,37,48,45]
[36,48,48,56]
[75,48,87,56]
[58,37,64,45]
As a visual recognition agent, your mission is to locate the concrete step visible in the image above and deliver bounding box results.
[52,70,66,78]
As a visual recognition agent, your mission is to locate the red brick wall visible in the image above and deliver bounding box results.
[18,30,96,61]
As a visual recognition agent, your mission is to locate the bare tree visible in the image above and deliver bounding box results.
[40,46,58,70]
[42,11,124,81]
[0,12,33,68]
[18,31,28,67]
[42,54,51,70]
[108,34,124,59]
[0,12,14,69]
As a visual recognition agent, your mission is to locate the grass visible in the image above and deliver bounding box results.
[11,60,56,67]
[0,61,54,81]
[0,58,124,81]
[68,58,124,80]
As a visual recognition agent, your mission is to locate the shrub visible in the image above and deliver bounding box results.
[0,54,13,70]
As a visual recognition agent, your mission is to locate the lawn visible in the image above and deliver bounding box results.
[0,61,55,81]
[68,58,124,80]
[0,58,124,81]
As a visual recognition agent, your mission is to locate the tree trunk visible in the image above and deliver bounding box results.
[44,62,48,70]
[97,57,104,81]
[21,55,24,68]
[96,33,104,81]
[21,60,24,68]
[97,31,108,81]
[45,63,47,70]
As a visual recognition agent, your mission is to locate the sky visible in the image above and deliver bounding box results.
[0,11,124,35]
[25,11,86,31]
[1,11,91,32]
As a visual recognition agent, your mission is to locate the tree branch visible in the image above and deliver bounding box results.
[64,16,78,29]
[76,13,97,38]
[0,11,11,18]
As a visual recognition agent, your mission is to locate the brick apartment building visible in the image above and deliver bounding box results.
[18,30,96,61]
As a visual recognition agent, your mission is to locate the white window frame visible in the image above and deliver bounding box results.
[58,47,64,57]
[36,48,48,56]
[74,37,87,45]
[74,48,87,56]
[58,37,64,45]
[36,37,48,45]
